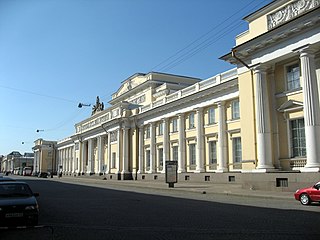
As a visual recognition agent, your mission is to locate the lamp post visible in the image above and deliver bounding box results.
[78,103,91,108]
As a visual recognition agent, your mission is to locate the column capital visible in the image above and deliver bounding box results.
[195,107,204,113]
[162,118,169,123]
[178,113,185,119]
[217,101,226,107]
[252,64,269,73]
[293,44,316,56]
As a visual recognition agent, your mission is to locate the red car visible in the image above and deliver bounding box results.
[294,182,320,205]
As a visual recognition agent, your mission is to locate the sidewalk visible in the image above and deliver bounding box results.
[53,175,293,201]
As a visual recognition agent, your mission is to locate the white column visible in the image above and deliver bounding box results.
[122,127,129,174]
[107,132,111,173]
[299,47,320,171]
[69,147,73,174]
[80,141,87,174]
[150,123,156,173]
[64,149,67,174]
[97,136,104,174]
[254,66,274,171]
[217,101,228,172]
[138,126,144,174]
[87,139,93,174]
[196,108,205,172]
[75,142,80,174]
[178,114,186,173]
[116,129,121,174]
[162,119,169,173]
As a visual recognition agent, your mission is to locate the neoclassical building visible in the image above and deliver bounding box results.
[54,0,320,187]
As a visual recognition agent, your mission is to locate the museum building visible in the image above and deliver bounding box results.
[39,0,320,188]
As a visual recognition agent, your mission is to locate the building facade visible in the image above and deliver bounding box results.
[221,0,320,173]
[55,0,320,189]
[32,139,57,175]
[1,151,34,174]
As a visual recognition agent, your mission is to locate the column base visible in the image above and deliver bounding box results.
[194,168,205,173]
[300,167,320,173]
[215,168,228,173]
[252,168,276,173]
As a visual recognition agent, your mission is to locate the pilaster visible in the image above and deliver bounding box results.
[298,46,320,171]
[254,65,274,171]
[195,108,205,173]
[138,126,144,174]
[178,114,186,173]
[217,101,228,172]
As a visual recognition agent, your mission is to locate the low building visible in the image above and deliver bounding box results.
[32,139,57,175]
[1,151,34,174]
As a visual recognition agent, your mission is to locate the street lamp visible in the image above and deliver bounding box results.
[78,103,91,108]
[36,129,44,133]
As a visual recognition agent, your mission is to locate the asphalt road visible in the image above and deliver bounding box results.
[1,178,320,240]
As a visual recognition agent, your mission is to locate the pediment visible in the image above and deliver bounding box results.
[113,73,147,99]
[277,100,303,112]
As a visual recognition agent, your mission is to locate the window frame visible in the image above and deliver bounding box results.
[208,107,215,125]
[172,118,178,133]
[231,100,240,120]
[208,141,217,165]
[172,146,178,161]
[290,118,306,158]
[189,143,196,166]
[233,137,242,163]
[285,62,300,91]
[189,112,195,129]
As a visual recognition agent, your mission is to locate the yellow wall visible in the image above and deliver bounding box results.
[237,71,256,170]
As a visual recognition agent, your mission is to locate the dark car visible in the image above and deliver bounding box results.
[38,172,48,178]
[294,182,320,205]
[0,181,39,227]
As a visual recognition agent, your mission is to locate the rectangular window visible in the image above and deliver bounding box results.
[172,119,178,132]
[112,152,116,168]
[287,64,300,91]
[209,141,217,164]
[172,146,178,161]
[145,126,150,139]
[208,107,215,125]
[189,112,195,129]
[189,144,196,166]
[290,119,306,157]
[158,148,163,171]
[233,137,242,163]
[232,100,240,119]
[146,150,151,171]
[158,122,163,136]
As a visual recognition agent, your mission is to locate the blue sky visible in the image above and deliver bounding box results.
[0,0,272,155]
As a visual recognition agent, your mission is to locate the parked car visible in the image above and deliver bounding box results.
[0,181,39,227]
[38,172,48,178]
[294,182,320,205]
[22,167,32,176]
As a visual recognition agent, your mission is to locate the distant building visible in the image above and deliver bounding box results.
[0,155,3,172]
[32,139,57,175]
[1,151,34,173]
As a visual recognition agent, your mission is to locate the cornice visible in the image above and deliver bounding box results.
[221,7,320,64]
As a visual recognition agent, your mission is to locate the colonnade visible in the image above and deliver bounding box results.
[138,104,230,174]
[254,45,320,172]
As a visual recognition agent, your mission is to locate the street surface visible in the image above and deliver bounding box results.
[1,176,319,240]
